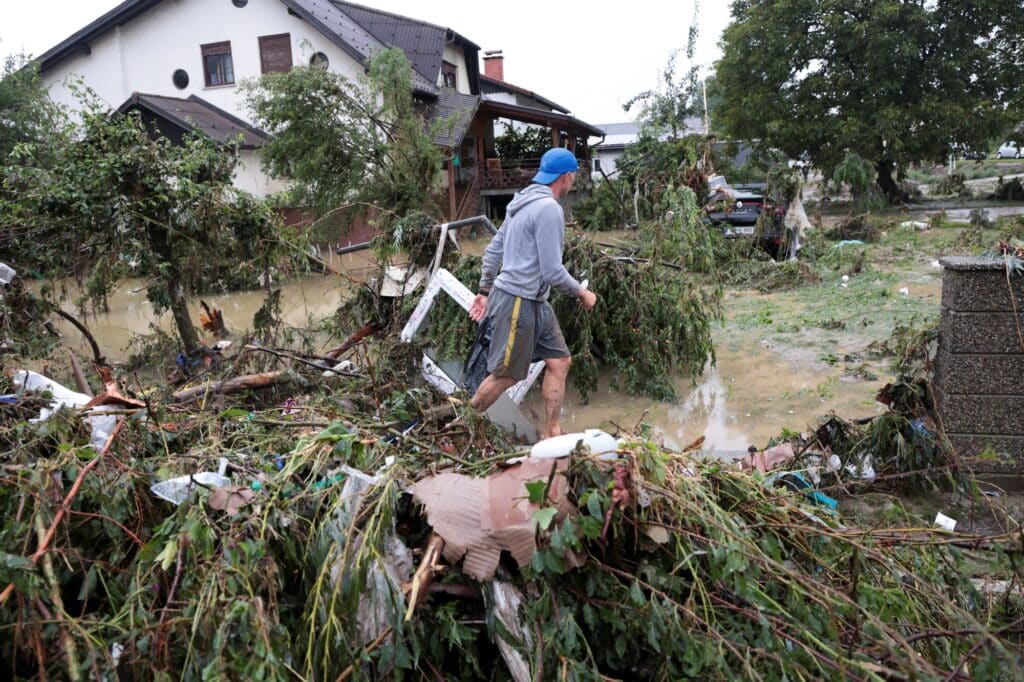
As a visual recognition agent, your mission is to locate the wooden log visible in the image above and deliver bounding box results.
[173,371,287,403]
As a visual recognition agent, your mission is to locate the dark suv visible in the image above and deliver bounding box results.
[704,181,789,258]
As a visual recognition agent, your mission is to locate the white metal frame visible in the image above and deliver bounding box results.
[400,268,544,404]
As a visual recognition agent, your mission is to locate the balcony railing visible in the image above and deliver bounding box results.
[478,157,590,191]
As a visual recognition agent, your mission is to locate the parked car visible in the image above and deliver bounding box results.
[704,180,789,259]
[996,141,1021,159]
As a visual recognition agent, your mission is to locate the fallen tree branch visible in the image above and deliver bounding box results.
[173,371,293,404]
[54,309,106,368]
[244,344,359,377]
[0,418,125,608]
[405,532,445,622]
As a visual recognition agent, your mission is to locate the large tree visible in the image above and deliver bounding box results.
[1,90,285,352]
[713,0,1024,199]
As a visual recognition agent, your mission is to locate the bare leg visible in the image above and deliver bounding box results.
[470,374,518,412]
[540,356,571,439]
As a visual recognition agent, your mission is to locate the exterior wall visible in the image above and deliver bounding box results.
[42,0,365,119]
[593,146,625,178]
[234,148,289,197]
[39,0,365,197]
[440,43,470,93]
[935,257,1024,473]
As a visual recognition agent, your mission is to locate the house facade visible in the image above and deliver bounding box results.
[36,0,602,221]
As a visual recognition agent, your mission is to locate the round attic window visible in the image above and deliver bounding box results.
[172,69,189,90]
[232,0,248,7]
[310,52,329,69]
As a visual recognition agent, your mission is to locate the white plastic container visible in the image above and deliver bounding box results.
[529,429,620,460]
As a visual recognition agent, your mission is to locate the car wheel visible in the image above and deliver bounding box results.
[997,152,1003,159]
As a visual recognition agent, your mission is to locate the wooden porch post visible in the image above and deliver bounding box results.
[447,158,457,218]
[551,127,559,148]
[568,128,577,153]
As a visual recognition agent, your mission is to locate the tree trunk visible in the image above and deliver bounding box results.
[147,224,200,352]
[875,158,901,202]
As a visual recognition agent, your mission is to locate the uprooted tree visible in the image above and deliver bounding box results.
[0,86,287,353]
[713,0,1024,200]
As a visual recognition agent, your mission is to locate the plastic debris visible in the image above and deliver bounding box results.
[899,287,910,296]
[14,370,118,450]
[525,429,619,460]
[900,221,929,230]
[0,262,16,286]
[151,458,229,505]
[934,512,957,532]
[833,240,865,248]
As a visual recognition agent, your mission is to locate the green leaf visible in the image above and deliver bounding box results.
[524,480,546,504]
[533,507,557,531]
[587,492,604,520]
[630,580,645,605]
[216,408,250,420]
[156,538,178,572]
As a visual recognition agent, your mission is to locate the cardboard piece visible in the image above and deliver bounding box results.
[412,458,581,580]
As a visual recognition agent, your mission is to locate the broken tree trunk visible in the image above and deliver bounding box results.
[173,371,291,403]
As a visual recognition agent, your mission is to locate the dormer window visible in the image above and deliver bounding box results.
[441,60,457,89]
[202,42,235,86]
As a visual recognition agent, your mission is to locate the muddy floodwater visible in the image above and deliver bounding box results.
[41,237,887,451]
[524,340,884,453]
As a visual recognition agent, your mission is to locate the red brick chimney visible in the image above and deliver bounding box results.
[483,49,504,81]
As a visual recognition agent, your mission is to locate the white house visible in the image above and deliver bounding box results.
[35,0,602,221]
[36,0,481,199]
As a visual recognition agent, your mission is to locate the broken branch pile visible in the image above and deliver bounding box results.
[1,355,1021,679]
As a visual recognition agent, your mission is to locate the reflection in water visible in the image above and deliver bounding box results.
[526,342,884,453]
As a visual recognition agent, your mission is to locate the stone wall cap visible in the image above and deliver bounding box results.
[939,256,1007,271]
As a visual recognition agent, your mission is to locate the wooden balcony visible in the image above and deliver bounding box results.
[478,157,591,192]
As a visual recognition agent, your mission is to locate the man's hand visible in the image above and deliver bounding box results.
[469,293,489,322]
[579,288,598,311]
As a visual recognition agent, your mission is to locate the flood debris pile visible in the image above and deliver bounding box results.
[2,349,1023,680]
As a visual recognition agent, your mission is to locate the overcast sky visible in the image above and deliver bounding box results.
[0,0,732,124]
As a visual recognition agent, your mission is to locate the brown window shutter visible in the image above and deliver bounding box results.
[259,34,293,74]
[202,41,231,57]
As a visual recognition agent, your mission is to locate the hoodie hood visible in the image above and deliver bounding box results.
[507,183,554,218]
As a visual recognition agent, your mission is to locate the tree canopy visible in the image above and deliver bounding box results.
[0,52,61,164]
[713,0,1024,199]
[1,88,287,352]
[244,48,447,258]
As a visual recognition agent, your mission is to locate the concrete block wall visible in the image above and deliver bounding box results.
[935,257,1024,472]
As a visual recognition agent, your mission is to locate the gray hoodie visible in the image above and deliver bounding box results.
[478,184,581,301]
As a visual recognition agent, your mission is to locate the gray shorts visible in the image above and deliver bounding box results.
[486,287,570,381]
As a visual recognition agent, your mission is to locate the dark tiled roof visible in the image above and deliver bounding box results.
[118,93,268,148]
[479,76,569,114]
[415,90,479,149]
[283,0,437,94]
[333,0,447,86]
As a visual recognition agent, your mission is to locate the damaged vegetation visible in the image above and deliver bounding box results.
[3,23,1024,682]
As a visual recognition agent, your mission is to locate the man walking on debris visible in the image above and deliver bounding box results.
[468,147,598,439]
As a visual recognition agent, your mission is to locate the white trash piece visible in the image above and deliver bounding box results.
[0,262,16,286]
[151,458,229,505]
[899,287,909,296]
[934,512,957,532]
[529,429,620,460]
[14,370,118,450]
